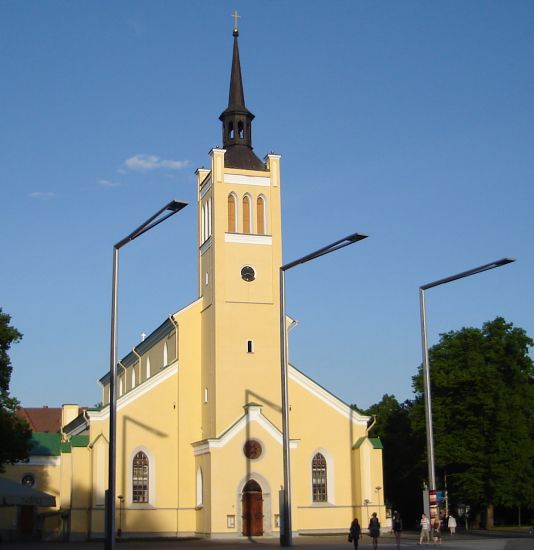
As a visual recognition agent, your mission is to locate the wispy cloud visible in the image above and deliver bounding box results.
[123,154,189,172]
[97,178,123,188]
[29,192,56,200]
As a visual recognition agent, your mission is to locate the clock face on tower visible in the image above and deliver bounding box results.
[241,265,255,282]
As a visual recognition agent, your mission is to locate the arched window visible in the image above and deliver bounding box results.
[312,452,328,502]
[163,342,168,367]
[228,194,237,233]
[132,451,149,503]
[242,195,251,234]
[229,122,234,140]
[201,203,205,243]
[207,197,212,238]
[131,366,136,388]
[196,467,203,507]
[238,120,244,139]
[257,196,266,235]
[146,357,151,379]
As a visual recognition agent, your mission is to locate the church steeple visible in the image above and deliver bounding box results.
[219,24,266,171]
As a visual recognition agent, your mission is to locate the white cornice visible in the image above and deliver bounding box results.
[16,456,61,466]
[89,361,179,421]
[289,365,369,425]
[224,234,272,245]
[224,174,270,187]
[192,405,298,456]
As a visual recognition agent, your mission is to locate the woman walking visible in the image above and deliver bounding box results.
[368,512,381,549]
[392,511,402,550]
[349,517,361,549]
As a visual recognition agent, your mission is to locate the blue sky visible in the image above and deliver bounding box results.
[2,1,533,410]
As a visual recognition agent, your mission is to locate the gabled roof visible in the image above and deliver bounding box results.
[16,407,62,433]
[352,436,383,450]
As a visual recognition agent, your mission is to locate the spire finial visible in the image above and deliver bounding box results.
[232,10,240,36]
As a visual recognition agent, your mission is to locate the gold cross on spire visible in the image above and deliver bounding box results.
[232,10,241,31]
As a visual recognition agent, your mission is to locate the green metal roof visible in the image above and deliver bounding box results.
[30,433,61,456]
[352,436,383,450]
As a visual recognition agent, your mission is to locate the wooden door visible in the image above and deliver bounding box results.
[19,506,34,534]
[242,483,263,536]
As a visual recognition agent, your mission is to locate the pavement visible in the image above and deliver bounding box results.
[1,531,533,550]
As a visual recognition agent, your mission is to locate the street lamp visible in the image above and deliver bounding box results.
[279,232,368,546]
[105,200,188,550]
[419,257,515,515]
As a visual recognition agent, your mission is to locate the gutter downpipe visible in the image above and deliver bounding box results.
[169,314,180,535]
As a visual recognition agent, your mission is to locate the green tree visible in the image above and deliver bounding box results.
[0,308,32,471]
[411,317,534,527]
[361,395,426,526]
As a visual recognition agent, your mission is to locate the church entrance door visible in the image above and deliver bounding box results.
[242,480,263,536]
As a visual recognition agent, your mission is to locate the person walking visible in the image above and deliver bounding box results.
[392,511,402,550]
[368,512,380,549]
[419,513,430,544]
[349,517,361,549]
[448,514,457,535]
[432,517,442,544]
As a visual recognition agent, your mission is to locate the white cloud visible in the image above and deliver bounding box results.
[97,179,123,187]
[29,192,56,199]
[123,154,189,172]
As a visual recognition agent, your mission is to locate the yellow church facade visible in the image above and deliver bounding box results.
[1,26,384,541]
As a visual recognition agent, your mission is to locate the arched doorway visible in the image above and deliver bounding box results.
[241,479,263,536]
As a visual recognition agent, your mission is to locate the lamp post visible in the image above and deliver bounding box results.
[279,232,368,546]
[375,486,382,513]
[105,200,188,550]
[419,257,515,516]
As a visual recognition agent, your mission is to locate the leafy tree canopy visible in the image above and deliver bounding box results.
[411,317,534,524]
[0,308,32,471]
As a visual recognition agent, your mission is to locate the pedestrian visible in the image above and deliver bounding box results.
[392,511,402,550]
[432,517,441,544]
[419,513,430,544]
[448,514,457,535]
[368,512,380,549]
[349,517,361,549]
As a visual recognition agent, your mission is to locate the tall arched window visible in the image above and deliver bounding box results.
[243,195,251,234]
[312,452,328,502]
[145,357,151,379]
[131,366,136,388]
[163,342,168,367]
[207,197,212,238]
[257,196,266,235]
[196,467,204,507]
[228,194,236,233]
[132,451,149,503]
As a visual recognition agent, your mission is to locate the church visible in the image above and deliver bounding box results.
[1,24,384,541]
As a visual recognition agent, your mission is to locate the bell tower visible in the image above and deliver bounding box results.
[196,24,283,439]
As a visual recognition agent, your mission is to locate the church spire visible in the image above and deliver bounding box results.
[219,17,265,171]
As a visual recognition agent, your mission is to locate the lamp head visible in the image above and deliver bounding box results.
[167,200,188,212]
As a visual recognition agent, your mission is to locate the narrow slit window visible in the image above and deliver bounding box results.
[247,340,254,353]
[228,194,236,233]
[257,196,266,235]
[243,195,251,234]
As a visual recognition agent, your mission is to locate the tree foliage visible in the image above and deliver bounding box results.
[411,317,534,525]
[363,394,426,526]
[0,308,32,471]
[358,317,534,528]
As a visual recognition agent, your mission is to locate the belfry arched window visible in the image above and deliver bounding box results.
[312,452,328,502]
[228,193,237,233]
[242,195,251,234]
[257,196,266,235]
[132,451,149,503]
